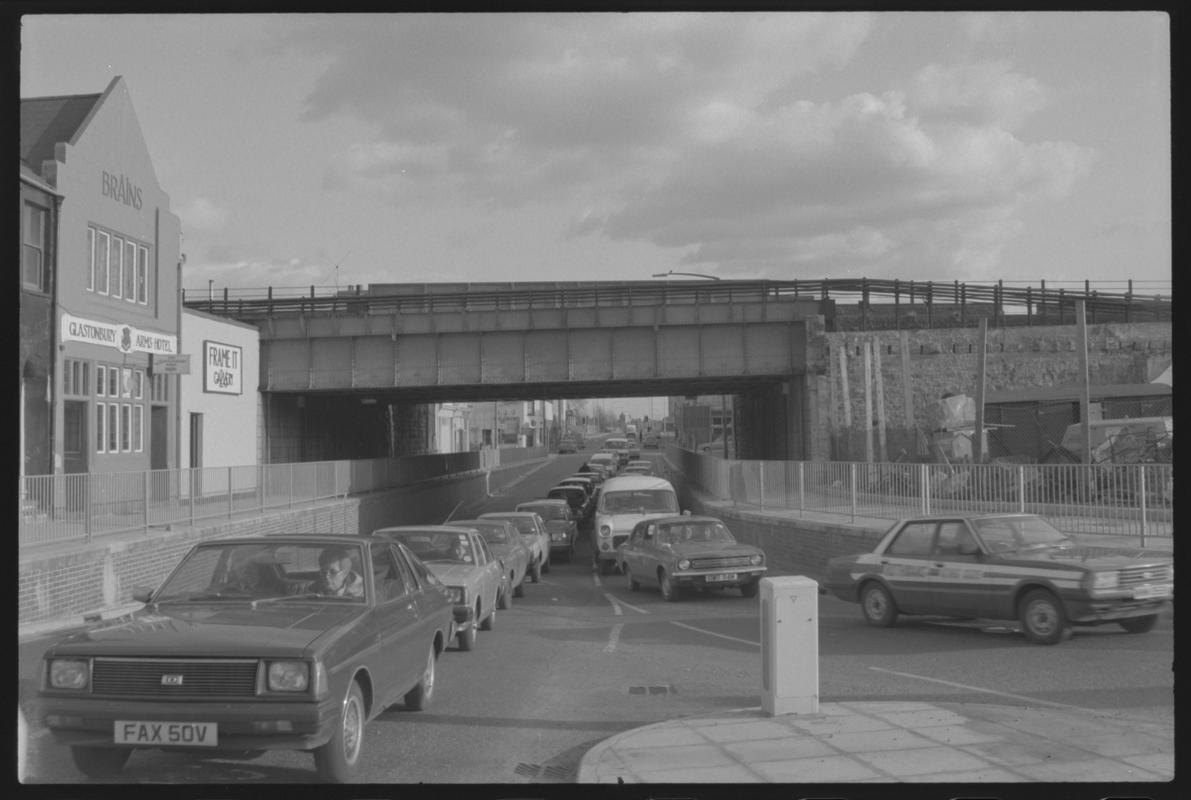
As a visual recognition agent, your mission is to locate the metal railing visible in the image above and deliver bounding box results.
[18,447,547,549]
[182,278,1171,328]
[674,448,1173,546]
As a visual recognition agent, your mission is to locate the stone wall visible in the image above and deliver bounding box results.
[817,321,1172,445]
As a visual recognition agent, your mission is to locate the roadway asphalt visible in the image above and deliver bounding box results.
[19,454,1176,787]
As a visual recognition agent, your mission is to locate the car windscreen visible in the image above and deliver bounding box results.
[601,489,679,514]
[456,521,511,545]
[153,541,366,603]
[379,530,478,564]
[520,504,567,521]
[660,522,735,544]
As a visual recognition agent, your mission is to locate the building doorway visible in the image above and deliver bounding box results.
[62,400,88,474]
[151,405,170,500]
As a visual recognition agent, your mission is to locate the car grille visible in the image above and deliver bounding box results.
[689,556,755,570]
[91,657,260,698]
[1117,564,1173,588]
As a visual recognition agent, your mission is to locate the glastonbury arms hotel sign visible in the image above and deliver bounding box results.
[61,313,177,356]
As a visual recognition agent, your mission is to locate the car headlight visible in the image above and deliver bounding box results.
[1087,571,1120,591]
[267,661,310,692]
[599,524,612,536]
[448,586,466,603]
[750,554,764,566]
[678,559,691,570]
[48,658,90,690]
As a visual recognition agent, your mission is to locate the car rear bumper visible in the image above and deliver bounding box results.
[38,694,337,752]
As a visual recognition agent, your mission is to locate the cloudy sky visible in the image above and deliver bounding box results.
[21,12,1171,295]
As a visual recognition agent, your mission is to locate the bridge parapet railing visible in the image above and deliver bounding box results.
[17,449,543,549]
[671,447,1172,545]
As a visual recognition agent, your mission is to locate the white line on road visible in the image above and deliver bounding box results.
[603,593,650,615]
[605,594,623,616]
[670,620,760,647]
[867,666,1100,712]
[604,623,623,653]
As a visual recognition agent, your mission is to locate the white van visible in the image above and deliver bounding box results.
[592,474,681,574]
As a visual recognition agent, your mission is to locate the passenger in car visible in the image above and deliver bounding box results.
[314,547,364,598]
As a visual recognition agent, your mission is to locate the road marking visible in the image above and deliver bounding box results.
[592,573,602,588]
[603,593,649,615]
[670,620,760,647]
[604,623,623,653]
[867,666,1101,712]
[605,594,624,616]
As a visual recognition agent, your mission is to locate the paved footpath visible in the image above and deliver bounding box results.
[576,700,1174,783]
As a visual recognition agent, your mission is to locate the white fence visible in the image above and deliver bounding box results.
[675,449,1173,545]
[19,447,548,548]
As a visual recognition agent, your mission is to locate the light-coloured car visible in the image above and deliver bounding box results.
[37,535,453,782]
[586,452,618,477]
[516,499,578,561]
[824,513,1174,645]
[479,511,551,581]
[617,515,767,600]
[592,475,681,574]
[448,518,531,604]
[371,525,503,651]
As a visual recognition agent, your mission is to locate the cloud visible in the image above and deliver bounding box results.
[270,14,1095,281]
[177,197,230,231]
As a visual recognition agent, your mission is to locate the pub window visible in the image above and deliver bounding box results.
[86,227,95,291]
[94,229,110,294]
[133,370,144,399]
[107,403,119,452]
[22,202,48,292]
[110,235,123,299]
[107,367,119,397]
[121,368,132,398]
[136,245,149,304]
[121,404,132,452]
[133,405,143,452]
[96,365,107,397]
[123,240,136,301]
[96,403,106,453]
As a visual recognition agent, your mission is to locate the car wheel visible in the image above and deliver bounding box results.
[659,570,679,602]
[403,644,437,711]
[530,559,542,583]
[480,605,495,631]
[625,564,640,591]
[740,579,759,598]
[498,578,513,610]
[71,746,131,778]
[1019,589,1069,645]
[457,624,476,651]
[313,681,365,782]
[860,582,898,627]
[1118,614,1159,634]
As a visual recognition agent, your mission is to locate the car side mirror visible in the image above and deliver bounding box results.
[682,509,691,516]
[132,587,154,603]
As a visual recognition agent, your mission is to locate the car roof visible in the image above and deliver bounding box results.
[448,518,510,528]
[202,533,375,546]
[634,515,722,527]
[372,524,479,535]
[601,475,675,491]
[519,498,569,506]
[480,511,539,518]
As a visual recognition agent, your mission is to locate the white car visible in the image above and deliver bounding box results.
[592,474,681,574]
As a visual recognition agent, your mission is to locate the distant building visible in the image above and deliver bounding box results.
[20,76,183,476]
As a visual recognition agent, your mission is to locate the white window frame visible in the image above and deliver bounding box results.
[121,404,132,452]
[134,370,144,400]
[124,240,137,302]
[110,235,123,300]
[95,229,110,295]
[22,202,47,292]
[96,402,106,454]
[107,367,119,397]
[96,365,107,397]
[86,227,95,291]
[133,404,143,452]
[137,245,149,305]
[107,403,119,453]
